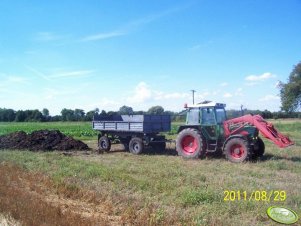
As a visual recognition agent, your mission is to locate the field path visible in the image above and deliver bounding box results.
[0,163,121,226]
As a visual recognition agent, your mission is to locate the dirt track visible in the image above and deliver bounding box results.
[0,163,120,226]
[0,130,89,151]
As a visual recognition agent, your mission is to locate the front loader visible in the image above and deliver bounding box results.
[176,101,294,163]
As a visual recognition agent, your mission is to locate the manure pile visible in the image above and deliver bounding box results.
[0,130,89,151]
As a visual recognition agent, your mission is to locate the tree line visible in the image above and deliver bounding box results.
[0,105,182,122]
[0,105,300,122]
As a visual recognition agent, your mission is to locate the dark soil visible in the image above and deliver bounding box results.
[0,130,89,151]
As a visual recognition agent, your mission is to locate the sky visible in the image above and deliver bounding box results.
[0,0,300,115]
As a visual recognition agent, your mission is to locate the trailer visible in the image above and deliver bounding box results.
[92,114,171,154]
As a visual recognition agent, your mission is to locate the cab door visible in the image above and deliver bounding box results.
[200,107,218,140]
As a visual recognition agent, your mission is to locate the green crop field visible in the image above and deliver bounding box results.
[0,120,300,225]
[0,121,99,140]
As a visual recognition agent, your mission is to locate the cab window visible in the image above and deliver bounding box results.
[186,108,199,124]
[201,108,216,125]
[216,108,226,123]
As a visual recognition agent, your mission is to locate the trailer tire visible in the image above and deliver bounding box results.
[253,137,265,158]
[129,137,144,154]
[224,137,250,163]
[176,128,204,159]
[98,136,111,152]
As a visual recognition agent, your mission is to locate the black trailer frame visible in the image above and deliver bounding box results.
[92,115,171,154]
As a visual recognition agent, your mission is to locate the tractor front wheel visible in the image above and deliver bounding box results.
[176,128,204,159]
[224,137,250,163]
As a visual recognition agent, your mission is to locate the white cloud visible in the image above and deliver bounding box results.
[6,76,28,84]
[245,82,257,86]
[154,91,189,100]
[49,70,95,79]
[98,98,120,109]
[220,82,228,87]
[223,92,233,98]
[245,72,276,81]
[25,66,94,80]
[212,90,220,96]
[35,32,64,42]
[80,5,189,42]
[127,82,152,104]
[259,94,280,102]
[81,31,125,42]
[235,88,243,96]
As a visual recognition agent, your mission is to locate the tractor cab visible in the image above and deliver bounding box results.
[181,101,227,150]
[185,101,227,126]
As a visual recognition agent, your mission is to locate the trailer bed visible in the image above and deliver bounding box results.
[92,115,171,134]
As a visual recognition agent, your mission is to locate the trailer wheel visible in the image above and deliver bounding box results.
[98,136,111,152]
[176,128,204,159]
[129,137,144,154]
[253,137,265,158]
[224,137,250,163]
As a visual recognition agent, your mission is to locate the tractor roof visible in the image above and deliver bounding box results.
[185,101,226,108]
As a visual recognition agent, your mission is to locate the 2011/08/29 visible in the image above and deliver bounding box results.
[224,190,286,202]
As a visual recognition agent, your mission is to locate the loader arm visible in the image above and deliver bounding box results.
[223,114,294,148]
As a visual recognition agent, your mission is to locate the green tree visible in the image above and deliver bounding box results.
[280,61,301,112]
[61,108,75,121]
[42,108,49,117]
[119,105,134,114]
[0,108,15,121]
[85,109,99,121]
[147,106,164,115]
[74,109,85,121]
[15,110,26,122]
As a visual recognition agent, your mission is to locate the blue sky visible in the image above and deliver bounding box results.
[0,0,300,115]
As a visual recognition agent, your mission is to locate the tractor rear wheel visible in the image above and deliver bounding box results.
[253,137,265,158]
[98,136,111,152]
[176,128,204,159]
[129,137,144,154]
[224,137,250,163]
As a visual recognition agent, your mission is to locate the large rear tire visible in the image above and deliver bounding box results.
[224,137,250,163]
[176,128,204,159]
[129,137,144,154]
[253,137,265,159]
[98,136,111,152]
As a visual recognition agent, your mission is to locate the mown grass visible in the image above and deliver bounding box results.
[0,119,300,225]
[0,143,300,225]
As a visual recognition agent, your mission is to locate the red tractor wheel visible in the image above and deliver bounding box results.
[224,137,250,163]
[176,128,204,159]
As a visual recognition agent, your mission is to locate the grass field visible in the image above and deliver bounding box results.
[0,120,300,225]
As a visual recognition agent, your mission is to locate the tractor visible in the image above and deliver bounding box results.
[176,101,294,162]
